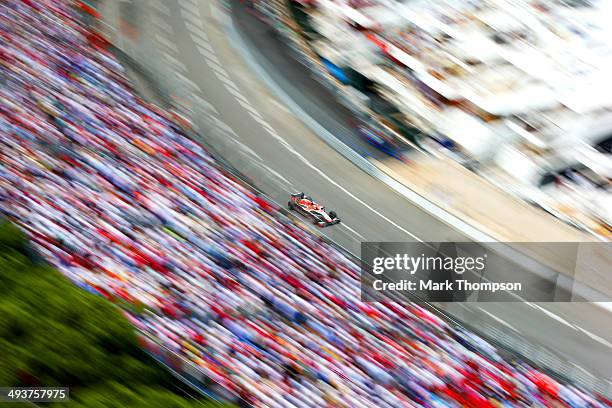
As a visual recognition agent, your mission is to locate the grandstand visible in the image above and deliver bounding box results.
[0,0,610,406]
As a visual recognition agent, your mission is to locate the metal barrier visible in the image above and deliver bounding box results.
[137,329,244,404]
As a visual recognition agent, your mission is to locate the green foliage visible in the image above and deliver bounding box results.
[61,382,229,408]
[0,221,28,253]
[0,222,234,407]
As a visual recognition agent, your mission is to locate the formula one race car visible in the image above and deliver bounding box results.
[288,192,341,227]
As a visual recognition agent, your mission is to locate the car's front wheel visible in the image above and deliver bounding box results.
[288,201,295,210]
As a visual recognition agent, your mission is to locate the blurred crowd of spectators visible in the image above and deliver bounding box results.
[0,1,610,407]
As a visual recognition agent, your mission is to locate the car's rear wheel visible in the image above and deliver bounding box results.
[288,201,295,210]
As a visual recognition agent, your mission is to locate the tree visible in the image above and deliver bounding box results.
[0,221,27,252]
[0,221,235,407]
[64,382,228,408]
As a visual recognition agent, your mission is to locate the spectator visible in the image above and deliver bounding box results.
[0,1,609,407]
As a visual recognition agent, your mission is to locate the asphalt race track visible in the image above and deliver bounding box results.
[109,0,612,391]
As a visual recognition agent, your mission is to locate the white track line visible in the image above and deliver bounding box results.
[525,303,612,348]
[341,224,366,240]
[163,52,188,71]
[155,34,178,52]
[204,52,222,65]
[254,163,297,189]
[232,140,262,160]
[248,112,263,123]
[152,1,171,15]
[191,35,213,51]
[180,7,202,22]
[178,0,199,12]
[221,78,240,92]
[188,26,210,42]
[192,95,219,115]
[575,326,612,348]
[153,16,174,34]
[173,72,201,93]
[184,19,206,35]
[247,109,263,120]
[478,307,521,333]
[212,119,235,135]
[205,59,226,74]
[198,46,219,62]
[525,303,575,329]
[237,99,257,113]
